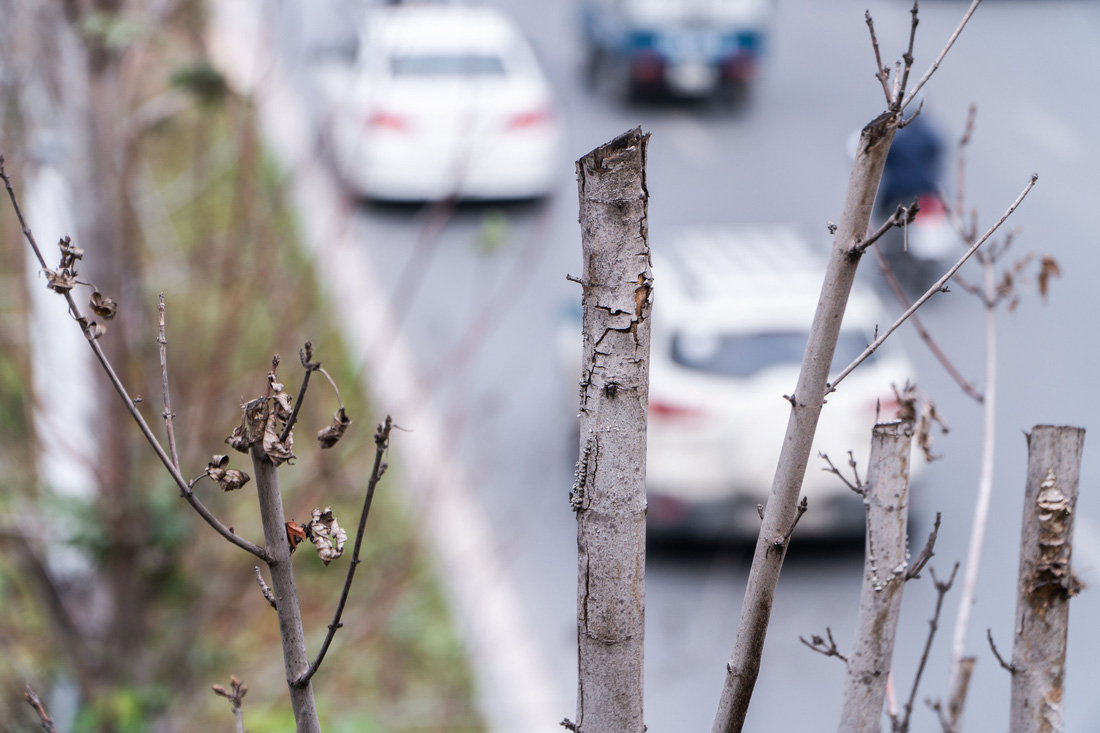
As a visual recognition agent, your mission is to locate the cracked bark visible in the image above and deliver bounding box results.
[571,127,651,733]
[1009,425,1085,733]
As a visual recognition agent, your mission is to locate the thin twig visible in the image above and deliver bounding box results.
[956,105,977,219]
[212,676,248,733]
[852,199,918,254]
[830,173,1037,392]
[1,154,268,562]
[895,1,920,110]
[819,451,864,495]
[865,11,893,104]
[23,686,57,733]
[906,512,941,580]
[158,294,180,470]
[255,566,277,609]
[901,0,984,112]
[873,247,984,403]
[279,342,320,444]
[294,415,393,688]
[893,563,959,733]
[986,629,1016,673]
[799,627,848,663]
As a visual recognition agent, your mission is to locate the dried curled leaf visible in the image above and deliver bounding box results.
[44,267,76,293]
[206,454,250,491]
[1038,256,1061,301]
[263,409,294,465]
[89,290,118,319]
[286,521,307,553]
[226,398,266,453]
[307,506,347,565]
[269,374,293,422]
[81,319,107,340]
[58,236,83,267]
[317,407,351,449]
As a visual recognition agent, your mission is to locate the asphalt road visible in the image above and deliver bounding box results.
[285,1,1100,730]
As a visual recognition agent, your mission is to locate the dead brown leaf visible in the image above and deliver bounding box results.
[43,268,76,293]
[263,409,294,466]
[307,507,347,565]
[1038,256,1061,301]
[317,407,351,449]
[206,454,250,491]
[286,521,307,553]
[89,290,118,319]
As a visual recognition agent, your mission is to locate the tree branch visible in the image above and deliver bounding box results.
[294,416,392,688]
[901,0,984,112]
[158,294,180,470]
[906,512,941,581]
[873,246,984,403]
[1,153,269,562]
[829,174,1038,393]
[799,627,847,663]
[23,686,57,733]
[892,563,958,733]
[279,342,320,444]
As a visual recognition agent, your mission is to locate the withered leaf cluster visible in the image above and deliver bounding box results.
[317,407,351,449]
[307,506,347,565]
[42,236,118,340]
[284,508,347,564]
[206,454,250,492]
[44,236,82,293]
[226,380,296,466]
[894,382,948,462]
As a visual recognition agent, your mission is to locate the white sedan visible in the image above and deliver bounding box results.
[327,4,562,202]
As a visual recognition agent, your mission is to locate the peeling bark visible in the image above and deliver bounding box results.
[1009,425,1085,733]
[571,127,651,733]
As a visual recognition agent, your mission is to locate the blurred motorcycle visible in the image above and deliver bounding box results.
[875,112,957,288]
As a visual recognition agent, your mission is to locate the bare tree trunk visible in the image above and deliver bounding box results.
[250,445,321,733]
[1008,425,1085,733]
[569,127,652,733]
[838,420,913,732]
[712,111,897,733]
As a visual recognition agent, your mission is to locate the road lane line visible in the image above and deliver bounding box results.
[208,3,565,730]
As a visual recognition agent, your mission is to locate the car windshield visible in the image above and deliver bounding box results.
[670,329,873,377]
[391,54,507,77]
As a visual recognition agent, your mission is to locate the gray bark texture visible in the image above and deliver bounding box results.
[251,444,321,733]
[712,111,897,733]
[1009,425,1085,733]
[837,420,914,733]
[571,127,652,733]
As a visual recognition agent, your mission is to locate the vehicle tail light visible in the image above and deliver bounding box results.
[367,111,408,131]
[722,53,755,83]
[650,399,706,423]
[506,108,553,130]
[629,51,665,84]
[914,194,945,226]
[870,395,901,421]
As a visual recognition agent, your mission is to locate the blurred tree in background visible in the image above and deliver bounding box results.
[0,1,483,730]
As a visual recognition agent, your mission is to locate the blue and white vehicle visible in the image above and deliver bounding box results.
[580,0,774,100]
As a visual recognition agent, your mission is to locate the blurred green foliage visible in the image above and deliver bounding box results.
[0,11,483,732]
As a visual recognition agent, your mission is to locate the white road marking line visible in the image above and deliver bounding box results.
[208,3,566,730]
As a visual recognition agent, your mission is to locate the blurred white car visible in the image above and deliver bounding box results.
[562,226,920,541]
[328,4,562,202]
